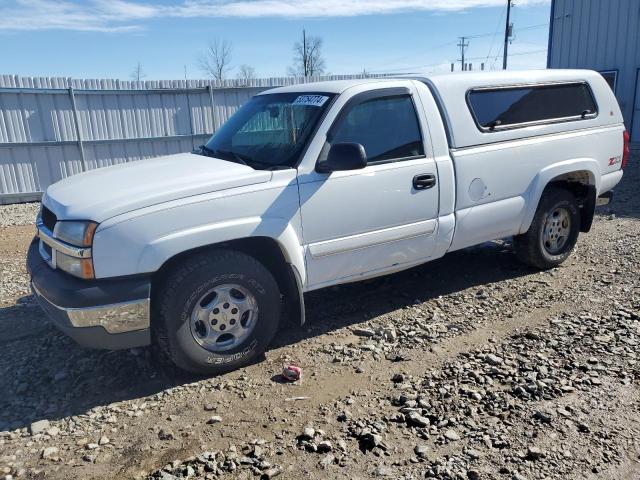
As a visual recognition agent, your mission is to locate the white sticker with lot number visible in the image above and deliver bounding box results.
[292,95,329,107]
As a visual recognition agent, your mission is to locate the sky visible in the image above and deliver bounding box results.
[0,0,552,81]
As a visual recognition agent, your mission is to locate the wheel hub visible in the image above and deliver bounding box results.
[542,207,571,255]
[190,284,258,352]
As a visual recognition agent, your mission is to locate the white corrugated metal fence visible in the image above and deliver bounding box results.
[0,73,377,203]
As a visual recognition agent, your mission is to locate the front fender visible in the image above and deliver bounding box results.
[519,158,600,234]
[92,172,305,282]
[138,217,307,286]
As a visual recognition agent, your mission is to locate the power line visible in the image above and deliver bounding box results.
[364,22,548,74]
[517,23,549,31]
[485,1,507,64]
[366,39,458,71]
[490,44,504,70]
[366,49,546,74]
[462,23,547,40]
[468,49,547,62]
[367,60,453,74]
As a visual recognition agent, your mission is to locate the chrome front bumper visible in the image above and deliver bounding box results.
[27,238,152,350]
[31,283,150,334]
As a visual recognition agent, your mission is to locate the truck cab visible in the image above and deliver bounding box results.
[28,70,628,374]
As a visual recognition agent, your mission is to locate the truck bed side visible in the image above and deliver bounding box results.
[416,70,625,252]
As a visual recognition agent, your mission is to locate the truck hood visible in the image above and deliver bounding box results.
[43,153,272,222]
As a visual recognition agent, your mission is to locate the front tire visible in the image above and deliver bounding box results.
[514,187,580,269]
[154,249,281,375]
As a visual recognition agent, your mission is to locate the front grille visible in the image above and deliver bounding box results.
[42,206,57,231]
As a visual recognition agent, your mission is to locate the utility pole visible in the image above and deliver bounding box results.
[503,0,513,70]
[457,36,469,71]
[302,28,308,77]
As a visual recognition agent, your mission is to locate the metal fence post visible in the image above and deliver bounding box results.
[68,86,87,172]
[207,85,215,134]
[185,87,195,151]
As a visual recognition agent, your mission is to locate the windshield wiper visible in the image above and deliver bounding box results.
[197,146,249,166]
[226,152,281,170]
[195,144,218,158]
[196,145,249,166]
[213,149,250,166]
[196,145,285,170]
[210,149,278,170]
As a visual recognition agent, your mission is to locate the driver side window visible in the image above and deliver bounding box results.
[329,94,425,164]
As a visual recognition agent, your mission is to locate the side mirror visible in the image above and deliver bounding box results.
[316,142,367,173]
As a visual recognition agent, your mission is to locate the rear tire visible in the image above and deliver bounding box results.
[154,249,281,375]
[514,187,580,269]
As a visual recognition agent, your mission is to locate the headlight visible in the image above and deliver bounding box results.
[54,221,98,247]
[56,251,95,279]
[52,220,98,279]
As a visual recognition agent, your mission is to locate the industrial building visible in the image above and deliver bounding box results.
[547,0,640,143]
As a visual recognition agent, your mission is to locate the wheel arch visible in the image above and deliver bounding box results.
[149,227,306,326]
[520,159,600,234]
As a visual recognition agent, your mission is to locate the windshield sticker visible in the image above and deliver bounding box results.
[292,95,329,107]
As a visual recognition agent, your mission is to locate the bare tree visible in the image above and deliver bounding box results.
[130,62,147,82]
[198,38,233,81]
[288,29,326,77]
[236,64,256,84]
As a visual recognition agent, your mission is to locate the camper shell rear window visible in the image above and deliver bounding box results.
[467,81,598,132]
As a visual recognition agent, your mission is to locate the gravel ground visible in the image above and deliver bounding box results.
[0,203,39,228]
[0,156,638,480]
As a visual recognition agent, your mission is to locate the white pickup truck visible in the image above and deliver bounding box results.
[28,69,629,374]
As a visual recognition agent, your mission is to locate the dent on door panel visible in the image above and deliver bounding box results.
[450,196,526,251]
[305,220,438,289]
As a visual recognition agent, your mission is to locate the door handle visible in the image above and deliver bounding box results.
[413,174,436,190]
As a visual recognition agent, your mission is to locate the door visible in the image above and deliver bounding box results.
[298,87,440,288]
[632,68,640,143]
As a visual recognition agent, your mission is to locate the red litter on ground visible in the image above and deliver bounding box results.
[282,365,302,382]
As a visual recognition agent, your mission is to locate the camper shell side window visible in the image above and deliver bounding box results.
[466,81,599,132]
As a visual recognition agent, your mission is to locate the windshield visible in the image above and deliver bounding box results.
[201,92,335,169]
